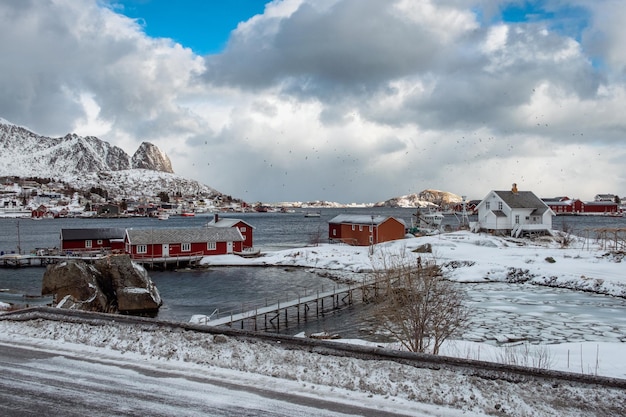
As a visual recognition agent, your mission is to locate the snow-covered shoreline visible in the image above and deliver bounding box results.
[199,230,626,298]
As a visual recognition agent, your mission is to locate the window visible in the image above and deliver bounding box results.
[498,202,503,210]
[207,242,216,251]
[85,240,92,248]
[97,239,103,245]
[359,225,363,231]
[515,215,520,224]
[240,227,247,233]
[332,229,337,236]
[182,243,191,252]
[137,244,147,254]
[351,224,355,231]
[369,225,373,232]
[486,202,490,210]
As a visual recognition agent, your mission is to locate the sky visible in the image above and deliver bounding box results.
[0,0,625,204]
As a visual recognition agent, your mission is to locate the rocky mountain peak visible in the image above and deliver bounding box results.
[131,142,173,173]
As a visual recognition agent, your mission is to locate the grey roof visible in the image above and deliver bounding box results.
[493,191,550,215]
[491,210,508,217]
[126,227,243,245]
[328,214,406,227]
[205,218,255,229]
[61,228,126,241]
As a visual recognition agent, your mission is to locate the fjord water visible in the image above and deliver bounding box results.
[2,210,626,341]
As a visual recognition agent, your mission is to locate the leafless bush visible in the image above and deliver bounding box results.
[370,254,470,354]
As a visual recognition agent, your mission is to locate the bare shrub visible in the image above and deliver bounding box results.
[370,255,470,354]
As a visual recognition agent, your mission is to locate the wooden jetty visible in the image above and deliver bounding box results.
[196,280,384,332]
[0,254,106,268]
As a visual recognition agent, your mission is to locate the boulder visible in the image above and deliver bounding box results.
[42,261,109,312]
[42,255,161,315]
[94,255,162,314]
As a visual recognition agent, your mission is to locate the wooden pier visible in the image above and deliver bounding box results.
[195,279,384,332]
[0,254,109,268]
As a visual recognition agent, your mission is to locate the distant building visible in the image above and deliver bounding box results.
[328,214,406,246]
[205,213,255,249]
[124,227,244,260]
[474,184,554,237]
[60,228,126,253]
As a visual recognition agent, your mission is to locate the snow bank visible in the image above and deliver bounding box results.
[1,316,625,416]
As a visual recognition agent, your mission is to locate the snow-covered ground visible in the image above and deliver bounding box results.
[195,230,626,379]
[2,230,626,415]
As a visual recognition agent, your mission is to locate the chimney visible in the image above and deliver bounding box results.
[512,183,518,194]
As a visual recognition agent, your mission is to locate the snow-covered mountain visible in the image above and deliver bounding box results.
[375,189,462,208]
[0,118,218,198]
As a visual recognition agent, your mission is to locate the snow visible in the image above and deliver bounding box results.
[2,230,626,415]
[201,230,626,296]
[1,316,625,416]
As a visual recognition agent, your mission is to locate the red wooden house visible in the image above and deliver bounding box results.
[545,198,618,215]
[60,228,126,254]
[205,214,255,249]
[328,214,406,246]
[124,227,244,261]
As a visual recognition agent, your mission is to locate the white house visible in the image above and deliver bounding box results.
[472,184,555,237]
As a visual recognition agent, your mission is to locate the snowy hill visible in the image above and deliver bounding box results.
[375,189,463,208]
[0,118,219,198]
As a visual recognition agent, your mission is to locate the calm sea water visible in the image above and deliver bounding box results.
[1,210,625,339]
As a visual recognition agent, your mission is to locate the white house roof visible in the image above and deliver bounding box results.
[126,227,243,245]
[491,191,551,215]
[328,214,406,227]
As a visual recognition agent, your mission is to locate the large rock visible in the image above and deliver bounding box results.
[94,255,162,314]
[41,261,109,312]
[42,255,162,315]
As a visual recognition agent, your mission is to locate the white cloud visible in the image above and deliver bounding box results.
[0,0,625,202]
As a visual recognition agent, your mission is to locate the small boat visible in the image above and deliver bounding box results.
[304,211,321,218]
[181,211,195,217]
[157,212,169,220]
[233,247,261,258]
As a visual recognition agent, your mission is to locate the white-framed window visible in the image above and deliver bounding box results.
[358,225,363,231]
[351,224,355,231]
[137,244,147,254]
[85,240,92,248]
[182,243,191,252]
[486,202,490,210]
[97,239,103,245]
[240,226,247,233]
[515,215,520,224]
[369,225,373,232]
[207,242,217,251]
[332,229,337,236]
[498,202,503,210]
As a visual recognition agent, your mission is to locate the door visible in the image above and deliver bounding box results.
[227,241,233,254]
[162,244,169,257]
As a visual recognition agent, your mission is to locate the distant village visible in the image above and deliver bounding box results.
[0,177,624,220]
[1,179,625,269]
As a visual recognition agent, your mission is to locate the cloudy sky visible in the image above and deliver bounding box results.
[1,0,625,203]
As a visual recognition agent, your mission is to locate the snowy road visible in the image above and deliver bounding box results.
[0,341,436,417]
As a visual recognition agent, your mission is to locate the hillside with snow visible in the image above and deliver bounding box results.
[0,118,220,199]
[375,189,463,208]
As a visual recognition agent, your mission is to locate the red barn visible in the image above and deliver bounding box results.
[580,201,619,214]
[60,228,126,254]
[545,199,584,215]
[205,214,255,249]
[328,215,406,246]
[124,227,244,261]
